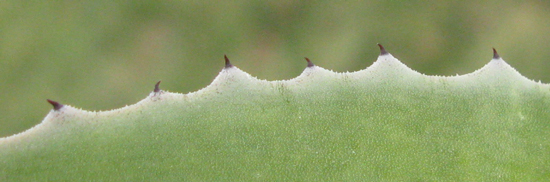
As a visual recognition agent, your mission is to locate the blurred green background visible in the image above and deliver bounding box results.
[1,1,549,137]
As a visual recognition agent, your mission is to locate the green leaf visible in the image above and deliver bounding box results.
[1,50,549,181]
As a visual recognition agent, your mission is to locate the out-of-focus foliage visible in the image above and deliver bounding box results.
[1,1,549,137]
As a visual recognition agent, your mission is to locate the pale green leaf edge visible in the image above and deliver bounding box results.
[0,52,547,143]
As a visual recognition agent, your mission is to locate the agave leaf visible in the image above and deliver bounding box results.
[1,49,549,181]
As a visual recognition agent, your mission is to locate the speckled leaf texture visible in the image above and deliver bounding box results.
[1,49,549,181]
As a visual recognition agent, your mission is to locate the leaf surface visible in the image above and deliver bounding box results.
[1,53,549,181]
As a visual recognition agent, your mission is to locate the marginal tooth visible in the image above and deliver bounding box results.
[305,57,314,67]
[224,55,233,68]
[492,48,500,59]
[377,43,389,55]
[46,99,63,111]
[154,81,161,93]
